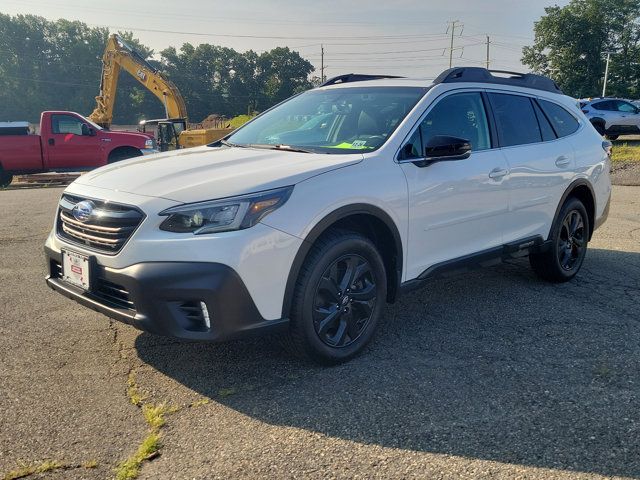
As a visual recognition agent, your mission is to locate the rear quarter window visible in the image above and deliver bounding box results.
[539,100,580,137]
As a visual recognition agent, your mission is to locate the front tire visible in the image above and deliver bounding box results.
[530,197,589,282]
[286,229,387,364]
[0,170,13,188]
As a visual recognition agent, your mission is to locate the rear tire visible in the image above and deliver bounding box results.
[285,229,387,364]
[0,170,13,188]
[529,197,589,283]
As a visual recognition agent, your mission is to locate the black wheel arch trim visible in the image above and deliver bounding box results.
[552,178,597,241]
[281,203,403,318]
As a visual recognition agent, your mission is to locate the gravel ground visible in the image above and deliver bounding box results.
[0,186,638,480]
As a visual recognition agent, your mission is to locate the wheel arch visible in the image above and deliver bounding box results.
[107,145,143,163]
[281,204,403,318]
[553,179,596,241]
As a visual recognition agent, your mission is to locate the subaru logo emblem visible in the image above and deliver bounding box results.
[72,200,95,222]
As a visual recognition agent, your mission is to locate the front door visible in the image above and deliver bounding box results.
[44,114,103,170]
[399,91,510,280]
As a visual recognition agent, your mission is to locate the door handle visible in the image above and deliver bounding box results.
[555,155,570,167]
[48,138,55,146]
[488,167,508,179]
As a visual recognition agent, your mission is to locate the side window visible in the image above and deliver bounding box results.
[593,101,613,111]
[616,101,637,113]
[421,92,490,151]
[532,101,557,142]
[539,99,580,137]
[51,114,84,135]
[489,93,541,147]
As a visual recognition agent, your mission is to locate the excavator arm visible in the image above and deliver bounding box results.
[89,34,188,128]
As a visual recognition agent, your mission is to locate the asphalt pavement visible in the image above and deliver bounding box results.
[0,185,638,479]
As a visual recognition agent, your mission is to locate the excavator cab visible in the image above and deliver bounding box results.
[139,118,187,151]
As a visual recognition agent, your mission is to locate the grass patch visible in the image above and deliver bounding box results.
[611,142,640,163]
[3,460,66,479]
[127,371,147,407]
[116,373,180,480]
[115,433,161,480]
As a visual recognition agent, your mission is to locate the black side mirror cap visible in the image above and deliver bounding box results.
[423,135,472,162]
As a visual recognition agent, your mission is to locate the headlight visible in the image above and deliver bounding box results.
[144,138,155,148]
[159,186,293,234]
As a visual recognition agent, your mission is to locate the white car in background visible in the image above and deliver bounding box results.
[45,67,612,364]
[580,97,640,140]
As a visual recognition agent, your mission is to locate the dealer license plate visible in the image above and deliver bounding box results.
[61,250,91,291]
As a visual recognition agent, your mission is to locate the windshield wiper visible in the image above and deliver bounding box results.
[219,139,247,148]
[248,144,314,154]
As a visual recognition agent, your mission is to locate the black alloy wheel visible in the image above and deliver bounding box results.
[530,196,589,282]
[286,229,387,364]
[313,254,377,348]
[557,209,586,271]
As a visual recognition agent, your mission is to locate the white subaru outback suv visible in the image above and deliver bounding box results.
[45,67,612,364]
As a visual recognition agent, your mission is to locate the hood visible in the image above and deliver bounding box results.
[103,130,153,143]
[75,145,362,203]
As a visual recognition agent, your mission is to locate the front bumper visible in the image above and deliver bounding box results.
[45,247,289,341]
[140,147,160,155]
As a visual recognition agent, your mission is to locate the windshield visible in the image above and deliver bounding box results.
[226,86,427,154]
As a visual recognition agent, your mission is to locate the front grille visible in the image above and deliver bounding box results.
[50,260,135,311]
[94,278,135,310]
[56,194,144,254]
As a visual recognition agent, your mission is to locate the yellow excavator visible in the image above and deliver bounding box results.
[89,34,232,151]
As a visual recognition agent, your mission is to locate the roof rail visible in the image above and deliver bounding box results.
[433,67,562,94]
[320,73,404,87]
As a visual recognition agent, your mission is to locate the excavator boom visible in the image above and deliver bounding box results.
[89,34,188,128]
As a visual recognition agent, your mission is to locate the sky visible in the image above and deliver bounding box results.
[1,0,570,79]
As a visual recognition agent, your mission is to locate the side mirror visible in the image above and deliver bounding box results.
[424,135,471,161]
[82,124,96,136]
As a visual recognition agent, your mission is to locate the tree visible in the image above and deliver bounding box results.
[522,0,640,98]
[0,14,315,124]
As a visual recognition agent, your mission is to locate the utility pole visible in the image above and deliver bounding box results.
[602,51,615,97]
[321,44,325,83]
[447,20,460,68]
[486,35,490,69]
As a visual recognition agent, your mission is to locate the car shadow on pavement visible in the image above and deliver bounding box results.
[136,248,640,478]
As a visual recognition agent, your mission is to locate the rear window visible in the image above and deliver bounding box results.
[539,100,580,137]
[489,93,541,147]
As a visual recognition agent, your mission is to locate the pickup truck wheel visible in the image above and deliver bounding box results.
[285,229,387,364]
[529,197,589,283]
[0,171,13,188]
[108,147,142,164]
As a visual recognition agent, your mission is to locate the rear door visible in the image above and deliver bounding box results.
[489,92,576,243]
[44,114,103,170]
[399,90,510,280]
[611,100,640,130]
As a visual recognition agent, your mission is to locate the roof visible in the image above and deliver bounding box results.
[318,67,562,95]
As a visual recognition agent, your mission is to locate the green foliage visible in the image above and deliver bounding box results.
[160,44,314,122]
[0,14,315,124]
[522,0,640,98]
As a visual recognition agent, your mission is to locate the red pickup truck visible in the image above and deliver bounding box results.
[0,111,158,187]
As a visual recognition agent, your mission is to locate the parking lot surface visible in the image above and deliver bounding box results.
[1,186,639,479]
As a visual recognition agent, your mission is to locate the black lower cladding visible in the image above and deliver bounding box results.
[44,246,288,341]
